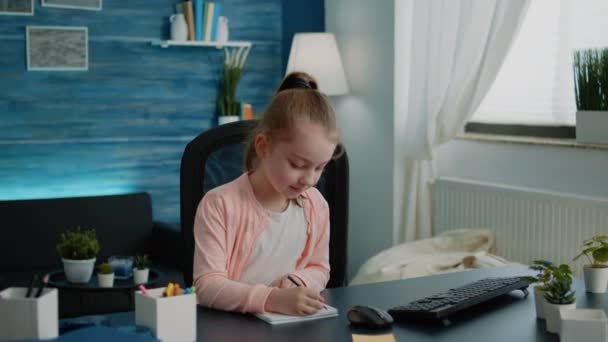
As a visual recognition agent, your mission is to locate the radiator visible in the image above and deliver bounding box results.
[434,177,608,275]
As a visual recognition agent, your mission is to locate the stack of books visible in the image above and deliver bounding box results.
[175,0,222,42]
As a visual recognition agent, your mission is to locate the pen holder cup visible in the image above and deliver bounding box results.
[0,287,58,341]
[559,308,608,342]
[135,288,196,342]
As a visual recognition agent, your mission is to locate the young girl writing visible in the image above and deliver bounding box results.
[193,72,341,316]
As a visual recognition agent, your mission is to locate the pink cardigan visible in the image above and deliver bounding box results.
[192,172,331,313]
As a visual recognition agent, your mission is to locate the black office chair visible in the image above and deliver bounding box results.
[180,120,349,288]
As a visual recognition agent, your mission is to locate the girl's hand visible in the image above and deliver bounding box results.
[265,287,324,316]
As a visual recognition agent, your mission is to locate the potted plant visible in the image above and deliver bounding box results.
[573,47,608,144]
[573,235,608,293]
[97,262,114,288]
[217,46,250,125]
[56,227,100,284]
[523,260,555,319]
[543,263,576,334]
[133,254,150,285]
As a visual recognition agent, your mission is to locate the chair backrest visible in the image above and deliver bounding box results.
[180,120,349,288]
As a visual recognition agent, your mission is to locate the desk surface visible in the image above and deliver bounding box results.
[101,266,606,342]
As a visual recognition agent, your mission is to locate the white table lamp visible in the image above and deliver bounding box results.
[286,32,349,96]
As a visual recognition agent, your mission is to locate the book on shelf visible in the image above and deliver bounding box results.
[194,0,204,41]
[203,2,214,41]
[182,1,195,41]
[210,2,221,41]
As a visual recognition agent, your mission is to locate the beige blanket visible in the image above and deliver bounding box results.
[350,229,515,286]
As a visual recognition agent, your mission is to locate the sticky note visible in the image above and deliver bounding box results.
[352,333,397,342]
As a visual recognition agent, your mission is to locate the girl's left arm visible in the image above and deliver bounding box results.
[290,203,331,291]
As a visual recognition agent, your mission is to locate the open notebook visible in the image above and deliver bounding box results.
[254,305,338,325]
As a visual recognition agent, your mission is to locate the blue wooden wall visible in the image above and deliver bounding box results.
[281,0,324,74]
[0,0,282,224]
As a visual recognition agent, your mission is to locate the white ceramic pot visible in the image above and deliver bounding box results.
[533,286,546,319]
[545,301,576,334]
[583,265,608,293]
[62,258,96,284]
[134,268,150,285]
[218,115,239,125]
[576,110,608,145]
[97,273,114,288]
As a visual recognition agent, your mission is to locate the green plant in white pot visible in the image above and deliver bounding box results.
[522,260,555,319]
[573,235,608,293]
[217,46,250,125]
[97,262,114,288]
[56,227,100,284]
[133,254,150,285]
[543,264,576,334]
[573,47,608,144]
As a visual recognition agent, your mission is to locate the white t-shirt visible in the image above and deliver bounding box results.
[239,201,308,286]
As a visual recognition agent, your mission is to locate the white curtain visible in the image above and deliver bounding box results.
[394,0,531,243]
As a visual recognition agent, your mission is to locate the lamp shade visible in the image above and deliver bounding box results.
[286,33,349,96]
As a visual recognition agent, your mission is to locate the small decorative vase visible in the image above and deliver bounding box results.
[97,273,114,288]
[134,268,150,285]
[218,115,239,125]
[217,16,229,43]
[583,265,608,293]
[170,13,188,41]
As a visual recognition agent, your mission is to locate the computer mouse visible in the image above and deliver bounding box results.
[347,305,394,329]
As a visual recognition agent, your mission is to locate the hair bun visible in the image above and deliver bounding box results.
[277,72,319,93]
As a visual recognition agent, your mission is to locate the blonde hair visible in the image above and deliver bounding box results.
[244,72,342,171]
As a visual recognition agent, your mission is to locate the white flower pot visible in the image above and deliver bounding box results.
[97,273,114,288]
[560,308,608,342]
[62,258,96,284]
[545,301,576,334]
[133,268,149,285]
[533,286,546,319]
[583,265,608,293]
[218,115,240,125]
[576,110,608,145]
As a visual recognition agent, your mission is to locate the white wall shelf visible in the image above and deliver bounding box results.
[151,40,252,49]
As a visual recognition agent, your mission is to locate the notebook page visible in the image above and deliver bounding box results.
[254,305,338,325]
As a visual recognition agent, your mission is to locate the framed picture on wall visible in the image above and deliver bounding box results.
[0,0,34,15]
[26,26,89,71]
[41,0,101,11]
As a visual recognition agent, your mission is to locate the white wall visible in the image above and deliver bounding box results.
[326,0,395,280]
[437,140,608,198]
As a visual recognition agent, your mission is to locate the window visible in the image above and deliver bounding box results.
[467,0,608,137]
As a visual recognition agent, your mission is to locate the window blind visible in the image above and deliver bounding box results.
[470,0,608,127]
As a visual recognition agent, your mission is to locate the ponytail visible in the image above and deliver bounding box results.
[243,71,338,171]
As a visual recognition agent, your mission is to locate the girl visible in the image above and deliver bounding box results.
[193,72,342,316]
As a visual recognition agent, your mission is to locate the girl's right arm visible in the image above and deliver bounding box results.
[193,193,274,313]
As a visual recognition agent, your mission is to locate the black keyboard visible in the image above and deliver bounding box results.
[388,276,530,326]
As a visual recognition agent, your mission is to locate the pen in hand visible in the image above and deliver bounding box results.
[286,275,328,310]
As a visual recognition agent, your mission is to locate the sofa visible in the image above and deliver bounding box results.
[0,192,183,317]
